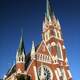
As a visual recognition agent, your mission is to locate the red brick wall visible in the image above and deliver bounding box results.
[16,63,25,72]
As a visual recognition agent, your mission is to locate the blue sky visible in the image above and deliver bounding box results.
[0,0,80,79]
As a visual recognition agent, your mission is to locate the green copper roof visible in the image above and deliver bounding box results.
[18,35,25,56]
[46,0,54,21]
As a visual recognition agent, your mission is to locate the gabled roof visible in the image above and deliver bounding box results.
[6,53,30,78]
[6,64,16,78]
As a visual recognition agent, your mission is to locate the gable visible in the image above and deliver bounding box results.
[36,41,49,55]
[35,41,54,64]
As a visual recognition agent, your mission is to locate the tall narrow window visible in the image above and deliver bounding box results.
[57,31,61,39]
[22,57,23,61]
[45,31,49,41]
[47,30,50,40]
[19,57,20,61]
[56,43,63,60]
[45,33,47,41]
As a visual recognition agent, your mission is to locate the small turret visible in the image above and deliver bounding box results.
[16,34,26,73]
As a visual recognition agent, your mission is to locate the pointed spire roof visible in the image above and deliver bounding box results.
[18,33,25,56]
[31,41,35,59]
[46,0,54,21]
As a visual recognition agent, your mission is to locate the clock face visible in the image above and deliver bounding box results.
[38,65,53,80]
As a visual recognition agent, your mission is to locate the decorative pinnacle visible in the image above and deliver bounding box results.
[31,41,35,56]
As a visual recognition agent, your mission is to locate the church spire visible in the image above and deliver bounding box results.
[17,30,25,56]
[46,0,53,22]
[16,31,25,63]
[18,35,25,55]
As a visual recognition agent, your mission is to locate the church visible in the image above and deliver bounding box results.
[3,0,72,80]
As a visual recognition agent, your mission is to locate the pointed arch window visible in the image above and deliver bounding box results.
[57,31,61,39]
[45,30,50,41]
[53,29,62,39]
[56,43,63,60]
[45,32,48,41]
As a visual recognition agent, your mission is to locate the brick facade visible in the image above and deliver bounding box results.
[4,0,72,80]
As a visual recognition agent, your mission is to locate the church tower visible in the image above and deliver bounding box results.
[41,0,72,79]
[42,0,63,62]
[4,0,72,80]
[27,0,72,80]
[16,34,26,73]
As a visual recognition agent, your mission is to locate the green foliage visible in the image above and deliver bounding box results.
[17,75,25,80]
